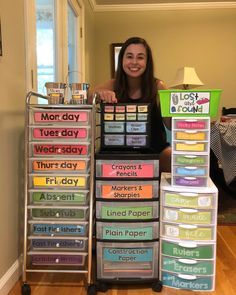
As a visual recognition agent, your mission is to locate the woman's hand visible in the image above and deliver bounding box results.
[97,89,117,103]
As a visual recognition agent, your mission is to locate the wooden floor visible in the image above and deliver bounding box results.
[9,225,236,295]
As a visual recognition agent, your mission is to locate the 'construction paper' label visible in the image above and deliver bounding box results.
[103,247,153,262]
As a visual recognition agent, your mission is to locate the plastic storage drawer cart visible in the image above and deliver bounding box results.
[94,153,162,293]
[22,92,96,295]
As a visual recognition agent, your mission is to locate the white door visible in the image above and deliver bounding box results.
[25,0,84,99]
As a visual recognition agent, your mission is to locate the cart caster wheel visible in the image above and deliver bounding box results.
[21,283,31,295]
[97,281,109,292]
[87,284,97,295]
[151,280,162,292]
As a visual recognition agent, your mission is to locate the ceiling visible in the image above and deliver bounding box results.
[94,0,224,4]
[90,0,236,11]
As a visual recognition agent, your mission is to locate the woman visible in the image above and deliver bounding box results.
[90,37,171,172]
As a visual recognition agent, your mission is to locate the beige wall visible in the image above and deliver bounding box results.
[93,8,236,115]
[0,0,26,282]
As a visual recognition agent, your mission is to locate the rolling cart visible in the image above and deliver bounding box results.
[22,91,96,295]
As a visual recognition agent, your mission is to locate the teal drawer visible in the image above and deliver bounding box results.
[161,271,214,291]
[161,256,214,275]
[161,240,215,259]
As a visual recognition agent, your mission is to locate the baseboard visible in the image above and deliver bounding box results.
[0,256,22,295]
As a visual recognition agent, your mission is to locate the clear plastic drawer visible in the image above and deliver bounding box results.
[30,190,89,205]
[29,109,91,125]
[161,222,216,241]
[96,180,159,200]
[29,221,88,237]
[29,126,91,142]
[29,236,88,251]
[160,239,216,260]
[96,159,159,178]
[29,142,91,158]
[161,207,216,225]
[96,201,159,220]
[174,141,209,153]
[172,176,208,187]
[29,158,90,173]
[29,206,89,221]
[96,221,159,241]
[96,241,159,279]
[173,118,210,130]
[173,130,209,141]
[173,154,209,166]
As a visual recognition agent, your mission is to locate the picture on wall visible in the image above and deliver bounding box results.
[110,43,123,78]
[0,19,2,56]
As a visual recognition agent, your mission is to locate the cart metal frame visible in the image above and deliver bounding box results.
[22,91,96,295]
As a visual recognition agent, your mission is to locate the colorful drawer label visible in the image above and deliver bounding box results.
[175,155,206,165]
[104,122,125,133]
[164,224,213,240]
[175,120,207,129]
[126,122,146,133]
[33,128,88,139]
[33,160,87,172]
[101,206,153,220]
[33,144,88,156]
[162,257,213,275]
[175,131,206,141]
[32,223,86,236]
[163,208,212,224]
[175,167,206,176]
[32,208,86,219]
[32,191,87,204]
[161,240,214,259]
[31,254,84,265]
[126,135,147,146]
[176,142,205,152]
[103,247,153,262]
[101,184,153,199]
[101,163,154,178]
[102,226,153,240]
[33,176,86,187]
[161,272,213,290]
[34,111,88,123]
[32,238,85,249]
[164,193,212,208]
[104,135,125,146]
[174,177,206,187]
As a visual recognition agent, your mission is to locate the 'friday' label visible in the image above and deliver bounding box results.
[33,176,86,187]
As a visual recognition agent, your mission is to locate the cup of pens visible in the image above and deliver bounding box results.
[45,82,67,104]
[69,83,90,104]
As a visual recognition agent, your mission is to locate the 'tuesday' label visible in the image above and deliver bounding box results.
[33,144,88,156]
[101,163,154,178]
[34,111,88,123]
[33,128,88,139]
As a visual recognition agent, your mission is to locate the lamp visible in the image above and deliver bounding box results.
[169,66,204,90]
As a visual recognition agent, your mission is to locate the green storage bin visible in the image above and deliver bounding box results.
[158,89,221,118]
